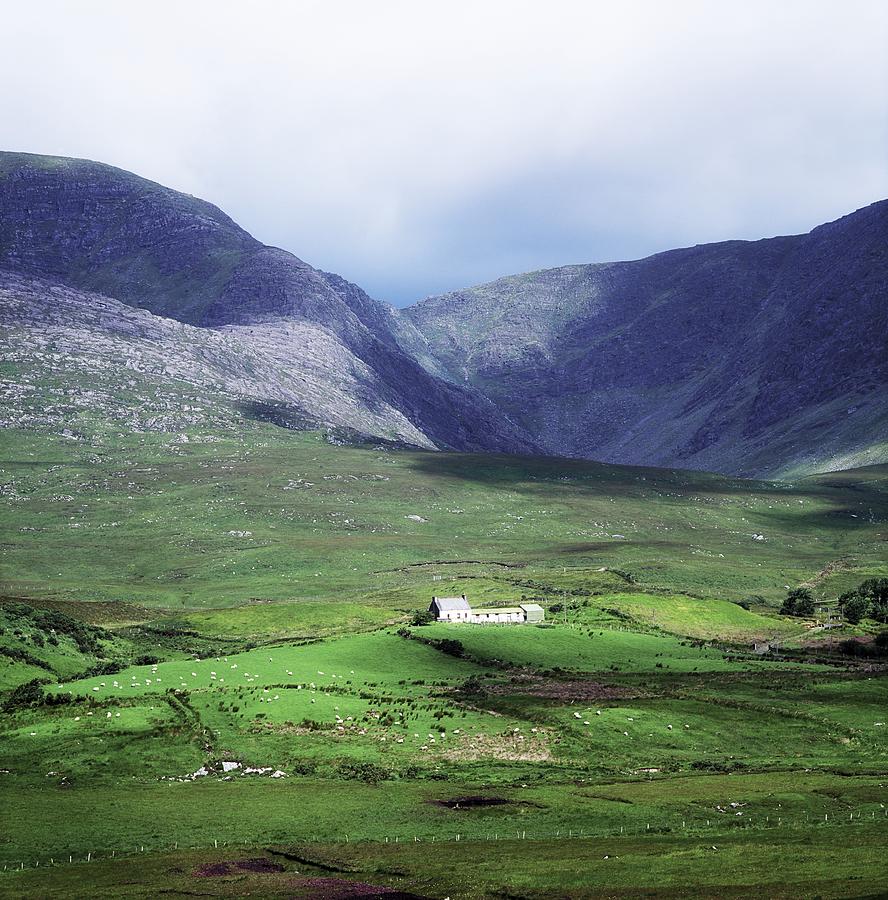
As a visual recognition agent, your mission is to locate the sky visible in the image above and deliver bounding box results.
[1,1,887,305]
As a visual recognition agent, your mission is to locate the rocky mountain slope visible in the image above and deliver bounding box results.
[1,151,885,476]
[405,201,888,476]
[0,152,535,453]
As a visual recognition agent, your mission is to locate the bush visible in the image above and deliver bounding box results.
[79,660,123,678]
[0,645,54,671]
[334,759,390,784]
[410,610,435,626]
[133,654,160,666]
[871,602,888,624]
[3,602,108,655]
[2,678,47,712]
[434,638,465,658]
[859,578,888,605]
[459,675,484,695]
[842,594,869,625]
[781,588,814,617]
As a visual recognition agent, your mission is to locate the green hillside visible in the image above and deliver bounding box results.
[2,401,888,896]
[3,420,886,619]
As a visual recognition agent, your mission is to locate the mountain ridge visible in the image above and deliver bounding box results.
[0,151,538,455]
[1,150,885,476]
[404,199,888,476]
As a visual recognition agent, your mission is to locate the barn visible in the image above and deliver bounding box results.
[520,603,545,623]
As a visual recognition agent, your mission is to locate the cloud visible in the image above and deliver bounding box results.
[0,0,886,303]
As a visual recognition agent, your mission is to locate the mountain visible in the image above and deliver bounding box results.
[1,151,885,477]
[404,201,888,476]
[0,152,536,454]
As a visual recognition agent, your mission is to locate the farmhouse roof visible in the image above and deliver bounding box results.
[520,603,544,613]
[432,596,470,611]
[471,607,523,615]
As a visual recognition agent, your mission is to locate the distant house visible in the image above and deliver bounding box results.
[429,597,545,624]
[429,595,471,622]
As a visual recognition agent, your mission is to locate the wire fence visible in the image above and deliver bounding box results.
[3,806,887,873]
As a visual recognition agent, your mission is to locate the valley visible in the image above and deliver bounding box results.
[0,151,886,897]
[1,409,887,897]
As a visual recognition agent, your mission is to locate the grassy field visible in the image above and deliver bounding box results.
[1,414,888,897]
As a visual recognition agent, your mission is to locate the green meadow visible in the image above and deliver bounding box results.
[1,416,887,897]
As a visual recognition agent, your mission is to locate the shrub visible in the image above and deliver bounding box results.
[842,594,869,625]
[781,588,814,617]
[79,660,123,678]
[2,678,47,712]
[434,638,465,658]
[133,654,160,666]
[0,645,54,671]
[410,610,435,626]
[334,759,390,784]
[459,675,484,695]
[869,602,888,624]
[859,578,888,604]
[289,759,318,776]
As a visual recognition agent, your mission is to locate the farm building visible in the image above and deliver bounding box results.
[521,603,545,623]
[469,606,525,623]
[429,597,545,624]
[429,595,471,622]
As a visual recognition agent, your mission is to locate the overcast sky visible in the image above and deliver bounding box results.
[2,1,887,305]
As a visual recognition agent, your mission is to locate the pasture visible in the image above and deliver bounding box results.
[1,418,887,896]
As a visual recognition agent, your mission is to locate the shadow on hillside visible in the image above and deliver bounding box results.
[237,399,321,432]
[398,450,888,532]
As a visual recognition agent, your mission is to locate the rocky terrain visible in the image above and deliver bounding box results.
[0,273,428,444]
[1,151,885,476]
[406,200,888,476]
[0,153,535,454]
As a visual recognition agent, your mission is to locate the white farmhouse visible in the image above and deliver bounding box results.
[428,597,545,624]
[429,595,471,622]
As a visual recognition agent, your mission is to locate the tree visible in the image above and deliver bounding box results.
[869,601,888,625]
[859,578,888,604]
[838,589,859,610]
[782,587,814,617]
[842,594,869,625]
